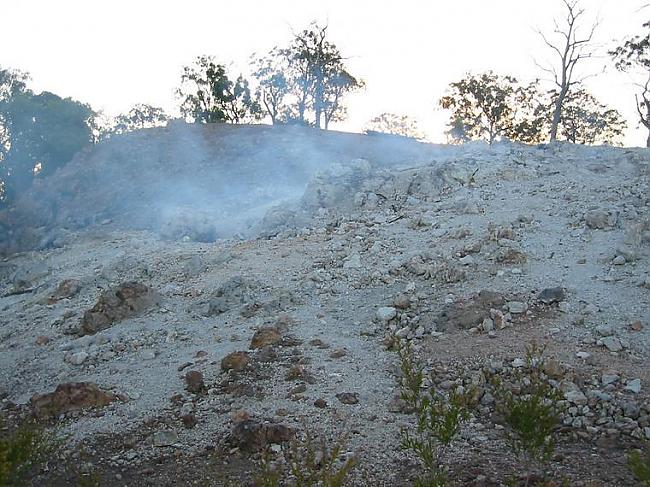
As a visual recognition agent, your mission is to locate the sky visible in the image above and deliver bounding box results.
[1,0,648,146]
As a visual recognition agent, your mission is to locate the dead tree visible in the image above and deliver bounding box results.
[537,0,598,142]
[636,75,650,147]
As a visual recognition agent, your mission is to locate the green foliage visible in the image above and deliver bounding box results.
[0,87,92,205]
[364,113,424,139]
[252,426,356,487]
[252,22,363,129]
[558,89,627,145]
[113,104,168,134]
[0,420,57,486]
[439,71,546,145]
[177,56,262,124]
[628,443,650,486]
[493,344,564,468]
[396,340,473,486]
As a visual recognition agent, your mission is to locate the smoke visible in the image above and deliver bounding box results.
[0,121,441,253]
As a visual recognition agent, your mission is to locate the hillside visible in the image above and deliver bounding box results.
[0,126,649,485]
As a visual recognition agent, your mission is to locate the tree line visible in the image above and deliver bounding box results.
[0,2,648,207]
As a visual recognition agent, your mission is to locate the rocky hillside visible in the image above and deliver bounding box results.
[0,128,649,485]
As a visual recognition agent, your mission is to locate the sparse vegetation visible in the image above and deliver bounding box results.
[628,443,650,486]
[0,419,57,487]
[253,425,356,487]
[396,339,474,486]
[493,344,565,486]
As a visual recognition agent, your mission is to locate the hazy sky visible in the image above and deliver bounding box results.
[2,0,648,146]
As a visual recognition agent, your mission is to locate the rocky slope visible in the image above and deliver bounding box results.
[0,127,649,485]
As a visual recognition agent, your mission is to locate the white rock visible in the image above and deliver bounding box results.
[625,379,641,394]
[601,336,623,352]
[376,307,397,323]
[66,351,89,365]
[507,301,528,314]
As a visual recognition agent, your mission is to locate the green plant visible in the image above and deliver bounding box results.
[396,339,473,486]
[252,425,356,487]
[628,443,650,486]
[493,344,565,486]
[0,419,57,487]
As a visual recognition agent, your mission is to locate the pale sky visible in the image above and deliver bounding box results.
[2,0,648,146]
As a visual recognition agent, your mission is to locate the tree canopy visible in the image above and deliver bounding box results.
[365,113,424,139]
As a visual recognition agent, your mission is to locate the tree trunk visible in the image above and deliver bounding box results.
[550,87,567,142]
[646,128,650,148]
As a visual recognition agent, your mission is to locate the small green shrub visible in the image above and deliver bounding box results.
[0,419,56,487]
[396,339,473,486]
[253,426,356,487]
[493,344,564,485]
[628,443,650,486]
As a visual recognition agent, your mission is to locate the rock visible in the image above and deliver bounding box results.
[35,335,50,346]
[185,370,205,394]
[342,253,362,269]
[481,318,494,332]
[601,374,619,386]
[48,278,82,303]
[221,351,251,372]
[601,336,623,352]
[459,255,475,266]
[140,350,156,360]
[30,382,116,418]
[12,261,51,292]
[612,255,626,266]
[585,209,617,229]
[630,320,644,332]
[336,392,359,405]
[543,359,564,379]
[507,301,528,314]
[65,351,89,365]
[625,379,641,394]
[537,287,565,304]
[329,348,347,359]
[153,430,178,447]
[595,324,614,337]
[314,398,328,409]
[205,276,258,316]
[564,390,588,406]
[388,395,414,414]
[229,420,294,451]
[80,282,160,335]
[512,358,525,368]
[393,294,411,310]
[376,307,397,323]
[250,327,282,349]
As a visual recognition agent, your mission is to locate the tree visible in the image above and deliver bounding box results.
[322,68,363,129]
[364,113,425,139]
[558,89,627,144]
[439,72,546,145]
[251,48,291,125]
[177,56,261,124]
[113,104,168,134]
[610,20,650,147]
[536,0,598,142]
[0,91,92,204]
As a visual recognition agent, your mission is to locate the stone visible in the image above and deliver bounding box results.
[612,255,626,266]
[314,398,328,409]
[250,327,282,349]
[229,420,294,451]
[625,379,641,394]
[564,390,588,406]
[329,348,347,359]
[595,324,614,337]
[48,278,82,303]
[35,335,50,346]
[537,287,565,304]
[336,392,359,405]
[185,370,205,394]
[393,294,411,310]
[481,318,494,332]
[601,336,623,352]
[342,253,362,269]
[153,430,178,447]
[66,351,89,365]
[585,209,617,229]
[630,320,644,332]
[221,351,251,372]
[376,307,397,323]
[507,301,528,314]
[543,359,564,379]
[601,374,619,386]
[80,282,160,335]
[12,261,51,291]
[30,382,116,419]
[388,395,414,414]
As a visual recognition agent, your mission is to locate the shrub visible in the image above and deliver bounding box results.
[628,443,650,486]
[0,419,56,486]
[396,339,474,486]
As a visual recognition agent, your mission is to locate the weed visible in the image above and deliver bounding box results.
[396,339,473,486]
[253,425,356,487]
[628,442,650,486]
[493,343,565,485]
[0,419,57,487]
